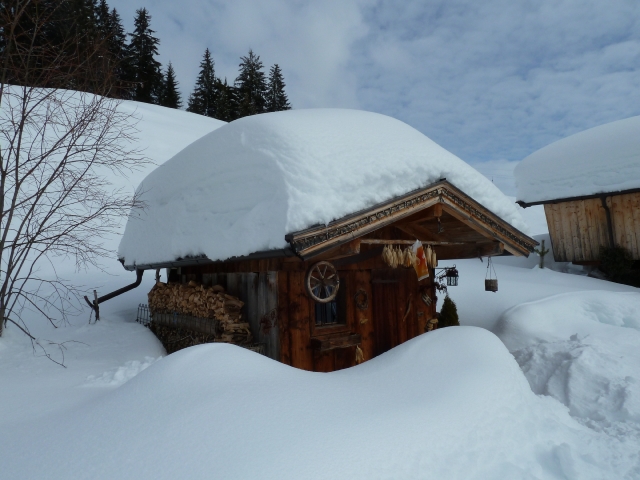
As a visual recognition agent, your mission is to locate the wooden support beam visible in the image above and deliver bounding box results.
[434,241,504,260]
[360,239,467,245]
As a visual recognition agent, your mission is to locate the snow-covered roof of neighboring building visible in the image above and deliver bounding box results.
[118,109,527,267]
[515,116,640,205]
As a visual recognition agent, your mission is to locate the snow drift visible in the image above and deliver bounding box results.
[2,327,633,480]
[496,291,640,442]
[118,109,527,267]
[515,115,640,204]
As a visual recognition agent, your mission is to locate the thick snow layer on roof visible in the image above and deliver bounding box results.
[118,109,526,266]
[515,116,640,204]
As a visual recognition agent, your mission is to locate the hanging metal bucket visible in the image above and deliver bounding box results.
[485,279,498,292]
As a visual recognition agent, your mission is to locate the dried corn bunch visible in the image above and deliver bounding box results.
[394,246,405,267]
[424,245,437,269]
[355,345,364,364]
[382,244,399,268]
[403,247,416,267]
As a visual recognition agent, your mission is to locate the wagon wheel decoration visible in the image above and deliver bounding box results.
[305,261,340,303]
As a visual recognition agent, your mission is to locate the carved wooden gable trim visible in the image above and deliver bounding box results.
[286,180,537,259]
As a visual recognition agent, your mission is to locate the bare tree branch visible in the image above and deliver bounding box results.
[0,1,150,365]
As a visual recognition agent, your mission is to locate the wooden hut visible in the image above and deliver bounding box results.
[515,116,640,264]
[118,109,536,371]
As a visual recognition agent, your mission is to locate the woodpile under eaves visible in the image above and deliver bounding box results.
[148,281,252,345]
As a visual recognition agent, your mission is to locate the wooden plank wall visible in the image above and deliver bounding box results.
[182,261,437,372]
[545,192,640,262]
[609,192,640,259]
[195,271,279,361]
[544,199,609,262]
[278,267,435,371]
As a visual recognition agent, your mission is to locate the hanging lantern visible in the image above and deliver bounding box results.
[485,257,498,292]
[446,267,459,286]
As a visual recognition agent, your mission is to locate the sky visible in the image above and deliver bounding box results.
[109,0,640,196]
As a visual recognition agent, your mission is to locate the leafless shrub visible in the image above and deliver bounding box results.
[0,1,149,361]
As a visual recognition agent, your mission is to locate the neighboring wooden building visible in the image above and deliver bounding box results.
[515,115,640,264]
[518,190,640,263]
[125,180,537,372]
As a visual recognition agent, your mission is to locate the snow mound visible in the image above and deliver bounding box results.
[496,291,640,441]
[515,116,640,204]
[118,109,527,266]
[84,357,160,388]
[1,327,635,479]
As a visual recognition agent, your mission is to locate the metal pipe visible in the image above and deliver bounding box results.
[84,270,144,320]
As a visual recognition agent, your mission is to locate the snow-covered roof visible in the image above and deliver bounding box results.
[515,116,640,205]
[118,109,526,267]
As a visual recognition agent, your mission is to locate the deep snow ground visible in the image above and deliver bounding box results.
[2,327,639,480]
[1,244,640,479]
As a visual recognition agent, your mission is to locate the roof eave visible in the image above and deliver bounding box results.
[516,186,640,208]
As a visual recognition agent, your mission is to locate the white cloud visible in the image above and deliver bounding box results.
[111,0,368,108]
[110,0,640,166]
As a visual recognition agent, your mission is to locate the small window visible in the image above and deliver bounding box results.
[315,283,346,326]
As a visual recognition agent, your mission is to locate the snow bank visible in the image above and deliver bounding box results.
[496,291,640,441]
[2,327,633,479]
[118,109,527,266]
[515,115,640,204]
[84,356,160,388]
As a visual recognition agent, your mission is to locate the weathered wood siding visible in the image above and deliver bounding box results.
[544,192,640,262]
[181,260,437,372]
[194,271,279,361]
[278,267,436,371]
[609,192,640,258]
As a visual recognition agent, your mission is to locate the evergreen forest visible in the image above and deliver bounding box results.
[1,0,291,121]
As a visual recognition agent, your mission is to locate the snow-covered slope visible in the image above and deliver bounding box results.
[106,100,227,194]
[515,115,640,204]
[118,109,527,267]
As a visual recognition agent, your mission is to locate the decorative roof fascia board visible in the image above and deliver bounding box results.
[287,180,537,259]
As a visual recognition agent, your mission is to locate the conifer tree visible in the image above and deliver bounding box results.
[159,62,182,109]
[439,296,460,327]
[214,78,238,122]
[105,8,130,98]
[187,48,218,117]
[266,64,290,112]
[127,8,163,104]
[95,0,110,31]
[234,49,267,118]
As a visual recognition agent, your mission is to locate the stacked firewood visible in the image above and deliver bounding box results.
[148,281,252,345]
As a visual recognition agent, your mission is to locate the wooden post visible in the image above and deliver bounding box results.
[93,290,100,321]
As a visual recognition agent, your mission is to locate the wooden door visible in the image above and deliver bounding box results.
[371,268,424,357]
[372,269,401,356]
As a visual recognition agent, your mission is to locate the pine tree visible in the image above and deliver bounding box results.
[234,49,267,118]
[159,62,182,109]
[214,78,238,122]
[266,64,290,112]
[186,48,218,117]
[127,8,163,104]
[95,0,110,31]
[105,8,130,98]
